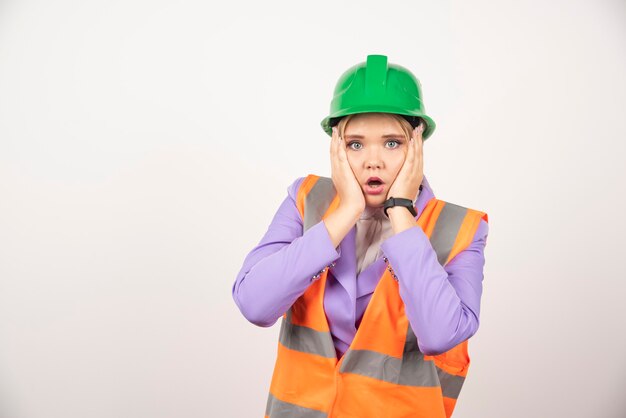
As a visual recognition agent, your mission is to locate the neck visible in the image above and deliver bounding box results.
[360,204,385,220]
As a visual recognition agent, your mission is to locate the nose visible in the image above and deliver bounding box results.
[365,151,383,169]
[366,160,382,169]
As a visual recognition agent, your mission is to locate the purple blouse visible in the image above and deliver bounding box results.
[232,175,489,358]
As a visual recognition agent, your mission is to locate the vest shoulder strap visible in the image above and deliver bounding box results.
[296,174,337,232]
[428,200,488,266]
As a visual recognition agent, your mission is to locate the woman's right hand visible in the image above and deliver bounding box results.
[330,126,366,214]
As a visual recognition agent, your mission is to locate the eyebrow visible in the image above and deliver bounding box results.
[343,134,404,139]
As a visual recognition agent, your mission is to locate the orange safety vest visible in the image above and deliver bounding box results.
[265,174,489,418]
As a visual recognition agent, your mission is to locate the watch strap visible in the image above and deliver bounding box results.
[383,197,417,218]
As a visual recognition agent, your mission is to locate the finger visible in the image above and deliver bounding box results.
[338,130,347,162]
[339,135,357,181]
[406,128,415,164]
[408,127,418,170]
[417,124,424,171]
[412,125,419,149]
[417,123,424,155]
[336,128,347,167]
[331,127,338,172]
[415,126,420,156]
[419,127,424,153]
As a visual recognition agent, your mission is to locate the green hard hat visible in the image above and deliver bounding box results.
[320,54,436,140]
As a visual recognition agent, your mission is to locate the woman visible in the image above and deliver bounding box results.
[232,54,489,418]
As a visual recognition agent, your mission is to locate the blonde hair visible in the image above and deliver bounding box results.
[336,113,415,142]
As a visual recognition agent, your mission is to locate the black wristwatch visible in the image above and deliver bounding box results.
[383,197,417,218]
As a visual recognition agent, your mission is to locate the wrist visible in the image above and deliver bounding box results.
[386,206,412,215]
[387,206,417,234]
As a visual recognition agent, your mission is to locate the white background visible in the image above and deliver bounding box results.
[1,0,625,417]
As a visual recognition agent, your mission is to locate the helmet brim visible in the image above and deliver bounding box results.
[320,110,436,141]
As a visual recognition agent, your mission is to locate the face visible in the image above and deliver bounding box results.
[342,113,409,208]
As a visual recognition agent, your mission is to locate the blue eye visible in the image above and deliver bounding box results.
[347,140,403,150]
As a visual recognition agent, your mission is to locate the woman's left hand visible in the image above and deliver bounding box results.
[386,122,425,201]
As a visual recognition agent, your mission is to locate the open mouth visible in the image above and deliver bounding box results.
[365,178,385,194]
[366,176,385,187]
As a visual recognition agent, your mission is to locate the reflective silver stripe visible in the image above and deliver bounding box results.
[303,177,336,232]
[436,367,466,399]
[278,310,336,358]
[340,323,466,398]
[399,349,442,387]
[399,325,440,386]
[429,202,468,266]
[406,325,466,399]
[340,349,439,387]
[266,393,328,418]
[340,325,440,387]
[340,349,401,383]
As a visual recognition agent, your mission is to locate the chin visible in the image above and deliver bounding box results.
[365,196,385,207]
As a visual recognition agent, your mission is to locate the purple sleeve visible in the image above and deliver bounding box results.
[232,176,342,327]
[380,219,489,356]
